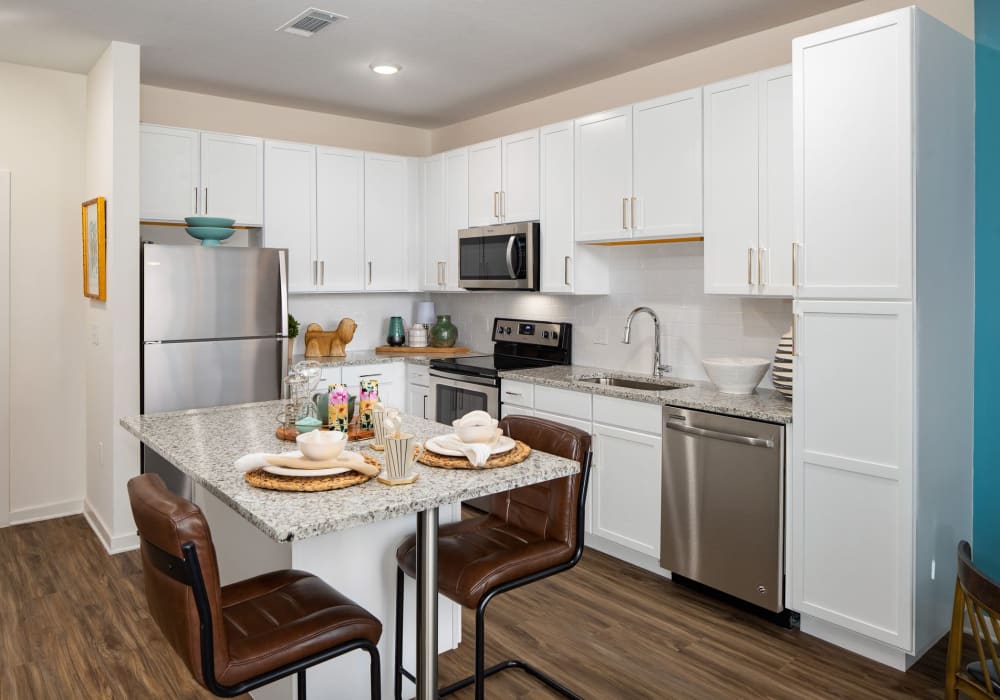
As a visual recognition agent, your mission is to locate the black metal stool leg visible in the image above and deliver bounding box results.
[474,601,487,700]
[297,669,307,700]
[370,641,383,700]
[394,567,404,700]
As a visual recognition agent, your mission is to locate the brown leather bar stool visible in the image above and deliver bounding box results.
[946,540,1000,699]
[127,473,383,699]
[393,415,593,700]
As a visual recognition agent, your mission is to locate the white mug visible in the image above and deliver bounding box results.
[384,432,419,480]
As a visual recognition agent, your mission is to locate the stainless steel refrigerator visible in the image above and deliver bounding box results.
[141,243,288,498]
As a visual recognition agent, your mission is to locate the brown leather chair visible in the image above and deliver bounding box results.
[946,540,1000,699]
[393,415,593,700]
[127,473,383,699]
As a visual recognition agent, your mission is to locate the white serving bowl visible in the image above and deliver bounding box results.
[452,418,500,444]
[702,357,771,395]
[296,429,347,461]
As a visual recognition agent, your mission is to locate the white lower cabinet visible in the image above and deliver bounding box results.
[406,364,430,420]
[342,363,406,411]
[591,423,661,559]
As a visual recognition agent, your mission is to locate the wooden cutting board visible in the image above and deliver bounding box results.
[375,345,472,355]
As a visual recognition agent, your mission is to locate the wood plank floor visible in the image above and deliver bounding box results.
[1,515,953,699]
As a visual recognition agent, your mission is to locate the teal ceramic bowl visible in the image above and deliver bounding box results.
[185,226,235,246]
[185,216,235,228]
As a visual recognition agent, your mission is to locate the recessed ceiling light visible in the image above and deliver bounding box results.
[370,64,401,76]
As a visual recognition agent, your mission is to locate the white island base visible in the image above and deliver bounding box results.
[195,483,463,700]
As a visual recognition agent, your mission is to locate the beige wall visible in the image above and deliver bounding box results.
[430,0,974,152]
[0,62,88,522]
[141,85,431,156]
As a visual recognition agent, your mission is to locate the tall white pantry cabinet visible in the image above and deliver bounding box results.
[789,8,973,668]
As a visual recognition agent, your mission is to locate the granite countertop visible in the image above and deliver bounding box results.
[499,365,792,424]
[292,349,487,368]
[121,401,578,542]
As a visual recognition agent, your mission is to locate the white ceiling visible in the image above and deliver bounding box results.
[0,0,855,128]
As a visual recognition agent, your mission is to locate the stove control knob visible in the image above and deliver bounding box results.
[542,331,550,339]
[552,331,558,340]
[505,327,512,335]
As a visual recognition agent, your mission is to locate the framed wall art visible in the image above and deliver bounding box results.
[82,197,106,300]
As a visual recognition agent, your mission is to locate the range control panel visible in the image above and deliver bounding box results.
[492,318,565,347]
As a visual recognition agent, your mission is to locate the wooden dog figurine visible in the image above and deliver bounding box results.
[304,318,357,358]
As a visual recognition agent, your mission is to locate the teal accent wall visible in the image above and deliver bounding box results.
[976,0,1000,577]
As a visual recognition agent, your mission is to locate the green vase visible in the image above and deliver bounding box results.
[386,316,405,347]
[430,314,458,348]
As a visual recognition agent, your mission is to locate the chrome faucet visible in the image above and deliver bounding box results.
[623,307,671,378]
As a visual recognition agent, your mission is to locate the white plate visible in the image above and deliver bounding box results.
[425,434,516,457]
[263,464,352,477]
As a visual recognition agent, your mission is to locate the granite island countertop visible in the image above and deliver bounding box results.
[291,349,487,368]
[121,400,578,542]
[499,365,792,424]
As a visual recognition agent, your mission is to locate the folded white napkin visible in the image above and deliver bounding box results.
[235,450,376,475]
[431,430,501,467]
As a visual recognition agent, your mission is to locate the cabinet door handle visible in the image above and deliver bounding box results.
[758,248,766,287]
[368,261,373,285]
[359,373,382,378]
[622,198,629,230]
[564,256,571,286]
[493,192,499,219]
[422,394,428,420]
[792,312,801,358]
[204,187,208,214]
[312,260,318,285]
[194,187,199,214]
[320,260,325,286]
[437,261,444,286]
[747,248,754,285]
[503,390,522,397]
[631,197,637,230]
[500,190,505,219]
[792,242,801,287]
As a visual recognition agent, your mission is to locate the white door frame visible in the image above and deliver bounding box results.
[0,171,10,527]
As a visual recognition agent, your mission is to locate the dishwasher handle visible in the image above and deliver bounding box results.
[665,418,774,448]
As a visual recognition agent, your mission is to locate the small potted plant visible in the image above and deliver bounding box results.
[287,313,300,367]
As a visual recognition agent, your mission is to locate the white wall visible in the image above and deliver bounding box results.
[433,243,792,387]
[0,62,88,523]
[287,293,432,356]
[83,41,141,553]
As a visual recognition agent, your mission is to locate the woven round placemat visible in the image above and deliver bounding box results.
[417,440,531,470]
[244,454,380,492]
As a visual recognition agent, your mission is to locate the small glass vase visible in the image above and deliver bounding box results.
[386,316,405,347]
[430,314,458,348]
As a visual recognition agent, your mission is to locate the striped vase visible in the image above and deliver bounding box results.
[772,327,794,400]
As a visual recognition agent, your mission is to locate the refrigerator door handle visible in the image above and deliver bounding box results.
[278,250,288,336]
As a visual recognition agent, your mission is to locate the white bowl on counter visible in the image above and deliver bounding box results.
[452,418,500,444]
[702,357,771,395]
[296,429,347,461]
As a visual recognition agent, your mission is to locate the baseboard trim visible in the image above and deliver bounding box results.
[800,614,912,671]
[9,499,83,525]
[83,500,139,555]
[584,534,672,579]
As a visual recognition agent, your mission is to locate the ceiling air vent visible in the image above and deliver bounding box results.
[276,8,347,37]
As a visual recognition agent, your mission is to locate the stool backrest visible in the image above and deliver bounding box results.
[493,415,592,548]
[127,473,227,686]
[949,540,1000,698]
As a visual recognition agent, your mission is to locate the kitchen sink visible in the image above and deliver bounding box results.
[575,375,690,392]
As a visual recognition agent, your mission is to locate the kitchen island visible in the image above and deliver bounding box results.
[121,400,579,700]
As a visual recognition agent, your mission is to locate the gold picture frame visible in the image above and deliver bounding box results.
[82,197,106,300]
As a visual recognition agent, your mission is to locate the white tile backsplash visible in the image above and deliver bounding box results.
[431,242,792,387]
[287,243,792,388]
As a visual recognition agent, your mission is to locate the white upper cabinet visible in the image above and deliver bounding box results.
[199,132,264,226]
[574,107,633,242]
[442,148,468,289]
[364,153,408,291]
[632,88,703,239]
[703,67,792,296]
[140,124,262,225]
[794,12,912,300]
[539,121,608,295]
[500,130,539,223]
[140,125,200,221]
[316,147,365,292]
[422,155,446,290]
[758,66,794,296]
[263,140,316,293]
[467,139,502,227]
[703,75,760,295]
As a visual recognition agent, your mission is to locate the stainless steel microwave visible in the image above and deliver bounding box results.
[458,221,539,290]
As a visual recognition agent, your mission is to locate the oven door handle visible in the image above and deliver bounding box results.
[505,235,517,279]
[429,370,498,388]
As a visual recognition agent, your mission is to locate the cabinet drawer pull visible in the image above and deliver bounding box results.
[359,373,382,378]
[504,391,522,397]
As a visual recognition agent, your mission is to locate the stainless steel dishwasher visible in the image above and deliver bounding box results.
[660,407,785,612]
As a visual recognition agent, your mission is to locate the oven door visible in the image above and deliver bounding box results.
[428,370,499,425]
[458,224,538,290]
